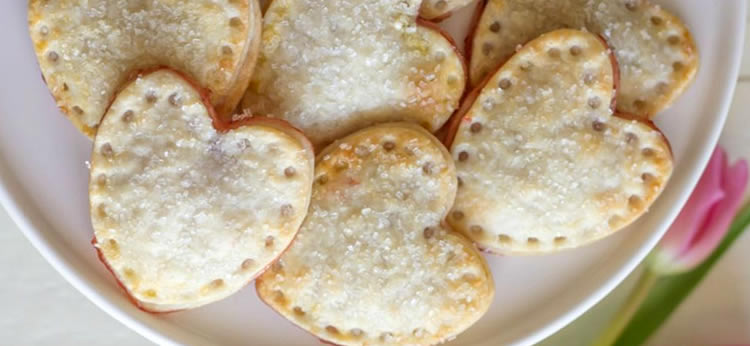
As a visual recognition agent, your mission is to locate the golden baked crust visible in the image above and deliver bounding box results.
[469,0,698,118]
[257,123,494,345]
[449,30,673,254]
[29,0,262,137]
[242,0,465,149]
[259,0,272,13]
[420,0,474,21]
[90,69,314,312]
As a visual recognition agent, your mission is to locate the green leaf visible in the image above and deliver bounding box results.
[611,201,750,346]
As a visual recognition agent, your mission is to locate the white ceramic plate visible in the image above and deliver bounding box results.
[0,1,744,345]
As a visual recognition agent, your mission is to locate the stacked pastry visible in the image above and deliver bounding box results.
[30,0,695,344]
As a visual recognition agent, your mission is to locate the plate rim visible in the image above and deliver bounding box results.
[0,161,178,345]
[515,1,747,344]
[0,1,745,345]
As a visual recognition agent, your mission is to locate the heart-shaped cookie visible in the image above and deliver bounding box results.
[29,0,261,137]
[447,29,673,254]
[242,0,466,149]
[420,0,474,21]
[90,69,314,312]
[256,123,494,345]
[469,0,698,118]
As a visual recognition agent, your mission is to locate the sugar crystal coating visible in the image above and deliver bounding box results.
[256,124,493,345]
[470,0,698,118]
[90,70,314,311]
[243,0,465,148]
[452,30,673,254]
[29,0,261,136]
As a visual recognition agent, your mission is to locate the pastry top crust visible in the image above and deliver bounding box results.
[451,30,673,254]
[243,0,465,149]
[257,123,494,345]
[420,0,475,21]
[90,69,314,311]
[470,0,698,118]
[29,0,261,136]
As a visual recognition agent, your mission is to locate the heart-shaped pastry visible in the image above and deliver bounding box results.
[446,29,673,254]
[90,69,314,312]
[256,123,494,345]
[468,0,698,118]
[420,0,474,21]
[29,0,261,137]
[242,0,466,149]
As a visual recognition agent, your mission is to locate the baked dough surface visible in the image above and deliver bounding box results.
[451,30,673,254]
[257,123,493,345]
[90,69,314,311]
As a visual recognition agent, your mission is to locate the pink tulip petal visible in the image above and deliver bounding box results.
[661,148,726,255]
[678,158,749,269]
[684,148,731,248]
[660,189,724,256]
[687,151,746,249]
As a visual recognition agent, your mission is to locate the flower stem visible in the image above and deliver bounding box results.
[591,267,658,346]
[602,200,750,346]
